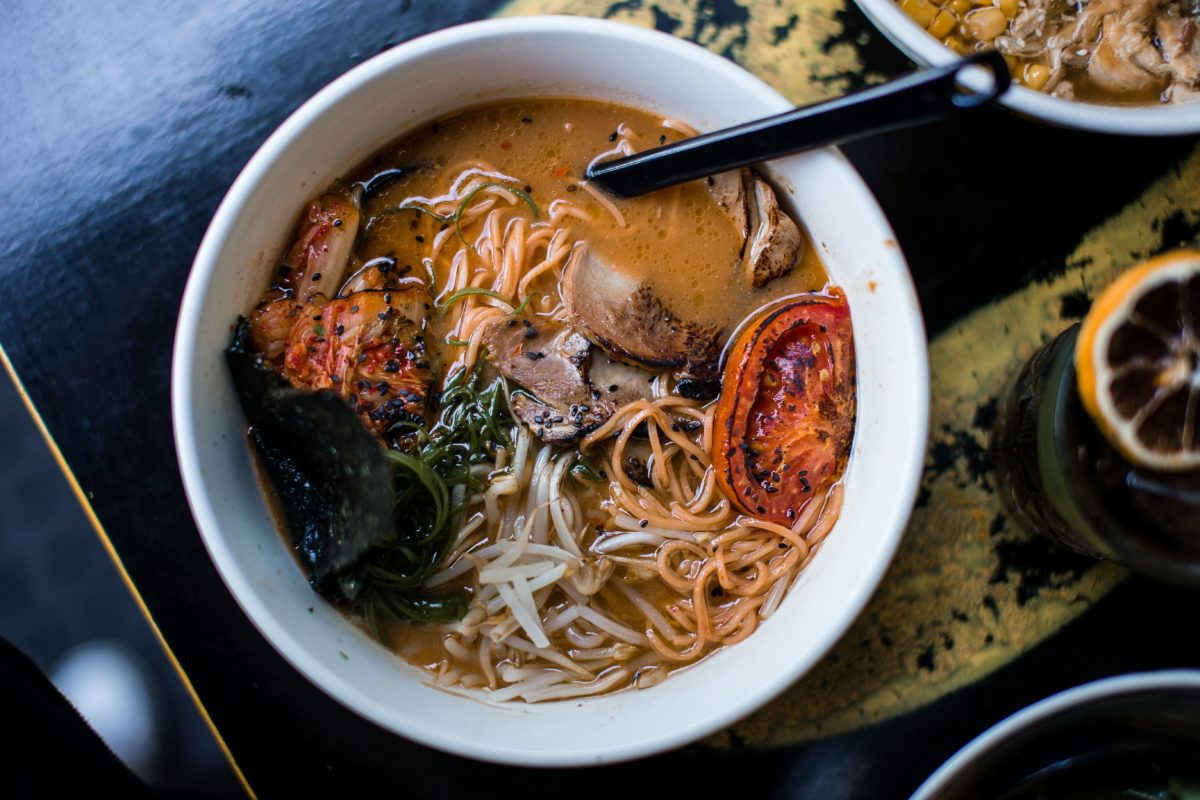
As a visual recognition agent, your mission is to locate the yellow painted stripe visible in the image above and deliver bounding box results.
[0,343,256,799]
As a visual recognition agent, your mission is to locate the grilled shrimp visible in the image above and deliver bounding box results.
[281,284,433,440]
[248,187,433,445]
[284,188,361,303]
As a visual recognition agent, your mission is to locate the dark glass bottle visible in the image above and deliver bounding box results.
[991,324,1200,586]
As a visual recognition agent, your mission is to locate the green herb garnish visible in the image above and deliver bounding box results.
[570,452,605,484]
[438,287,518,317]
[356,362,515,627]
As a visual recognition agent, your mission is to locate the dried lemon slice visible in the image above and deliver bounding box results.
[1075,249,1200,471]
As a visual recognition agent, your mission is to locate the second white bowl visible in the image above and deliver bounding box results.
[854,0,1200,136]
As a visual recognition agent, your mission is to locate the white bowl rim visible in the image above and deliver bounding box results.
[853,0,1200,136]
[171,14,930,766]
[910,669,1200,799]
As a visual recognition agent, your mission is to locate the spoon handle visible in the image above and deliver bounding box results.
[586,52,1011,198]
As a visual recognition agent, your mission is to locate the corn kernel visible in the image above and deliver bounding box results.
[928,8,957,38]
[998,0,1019,17]
[966,6,1007,41]
[942,35,970,54]
[1023,63,1051,90]
[900,0,939,28]
[948,0,972,17]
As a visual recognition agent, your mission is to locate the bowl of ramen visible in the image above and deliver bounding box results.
[911,671,1200,799]
[854,0,1200,135]
[172,16,928,765]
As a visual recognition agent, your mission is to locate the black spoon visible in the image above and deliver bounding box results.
[586,52,1011,198]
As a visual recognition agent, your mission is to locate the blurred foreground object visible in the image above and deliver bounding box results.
[51,640,162,781]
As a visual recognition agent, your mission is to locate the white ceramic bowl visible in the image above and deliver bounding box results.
[911,671,1200,798]
[854,0,1200,136]
[172,16,928,766]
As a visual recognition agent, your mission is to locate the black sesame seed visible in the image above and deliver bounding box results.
[524,185,532,194]
[608,131,618,142]
[659,134,666,144]
[332,218,343,227]
[639,519,648,528]
[415,235,425,243]
[521,116,533,124]
[335,324,344,335]
[312,272,322,281]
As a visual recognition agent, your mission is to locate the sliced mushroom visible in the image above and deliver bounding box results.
[562,248,723,382]
[484,314,592,408]
[706,170,804,289]
[485,315,659,445]
[589,354,657,409]
[707,171,749,243]
[510,392,604,445]
[744,177,803,289]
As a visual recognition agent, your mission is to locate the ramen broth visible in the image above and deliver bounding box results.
[353,100,828,347]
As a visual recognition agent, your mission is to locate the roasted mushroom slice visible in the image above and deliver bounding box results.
[706,170,804,289]
[562,248,723,382]
[485,315,660,444]
[744,176,803,289]
[589,353,657,409]
[484,314,592,409]
[511,392,607,445]
[486,315,605,444]
[707,170,749,241]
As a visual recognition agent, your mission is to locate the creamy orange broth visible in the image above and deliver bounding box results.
[320,98,834,689]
